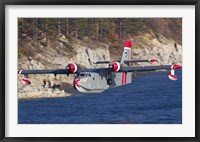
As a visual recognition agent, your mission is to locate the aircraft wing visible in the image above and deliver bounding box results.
[18,69,69,75]
[18,63,78,76]
[122,65,172,72]
[18,68,75,85]
[122,65,178,72]
[120,64,182,80]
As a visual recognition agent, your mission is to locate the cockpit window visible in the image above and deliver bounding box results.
[85,73,91,77]
[78,73,91,77]
[80,73,85,77]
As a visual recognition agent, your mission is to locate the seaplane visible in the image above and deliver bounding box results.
[18,40,182,93]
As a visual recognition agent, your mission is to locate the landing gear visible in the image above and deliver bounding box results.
[107,79,112,85]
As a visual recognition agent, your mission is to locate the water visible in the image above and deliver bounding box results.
[18,70,182,124]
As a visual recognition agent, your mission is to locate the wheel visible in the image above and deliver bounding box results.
[107,79,112,85]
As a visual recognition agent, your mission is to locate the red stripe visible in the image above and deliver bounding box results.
[124,73,127,84]
[122,73,124,84]
[122,72,127,85]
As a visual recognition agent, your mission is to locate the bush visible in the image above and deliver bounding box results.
[64,43,73,52]
[18,48,22,59]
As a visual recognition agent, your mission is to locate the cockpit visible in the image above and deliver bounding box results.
[77,72,92,77]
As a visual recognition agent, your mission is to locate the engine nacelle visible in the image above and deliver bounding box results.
[109,62,120,72]
[66,63,78,73]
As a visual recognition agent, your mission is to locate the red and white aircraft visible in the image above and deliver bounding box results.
[18,40,182,93]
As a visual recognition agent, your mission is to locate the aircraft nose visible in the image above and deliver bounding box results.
[74,78,81,88]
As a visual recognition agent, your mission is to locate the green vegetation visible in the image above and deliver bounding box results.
[18,18,182,59]
[18,18,146,41]
[18,47,22,59]
[64,43,73,52]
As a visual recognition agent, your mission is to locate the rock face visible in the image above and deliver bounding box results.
[73,44,110,68]
[18,89,71,99]
[18,73,72,99]
[132,37,182,66]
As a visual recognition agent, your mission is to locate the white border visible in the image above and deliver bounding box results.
[5,5,195,137]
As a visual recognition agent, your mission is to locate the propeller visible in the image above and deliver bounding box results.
[108,62,120,72]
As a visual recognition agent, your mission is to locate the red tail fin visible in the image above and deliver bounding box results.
[124,40,132,49]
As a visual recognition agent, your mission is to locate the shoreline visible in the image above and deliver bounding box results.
[18,94,72,100]
[18,88,75,100]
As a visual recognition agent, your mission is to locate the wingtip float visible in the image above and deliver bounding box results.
[168,64,182,81]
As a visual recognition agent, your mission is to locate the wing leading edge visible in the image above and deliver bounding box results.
[122,65,181,72]
[18,63,78,75]
[120,64,182,81]
[18,69,68,75]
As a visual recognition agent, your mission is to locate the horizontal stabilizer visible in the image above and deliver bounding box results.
[93,61,111,64]
[93,59,158,64]
[124,59,158,63]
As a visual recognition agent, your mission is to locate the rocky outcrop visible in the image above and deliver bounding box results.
[132,37,182,66]
[18,89,71,99]
[18,73,73,99]
[73,44,110,68]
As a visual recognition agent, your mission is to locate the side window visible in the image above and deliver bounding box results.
[85,73,91,77]
[80,73,85,77]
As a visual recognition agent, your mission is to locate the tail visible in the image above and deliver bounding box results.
[120,40,132,66]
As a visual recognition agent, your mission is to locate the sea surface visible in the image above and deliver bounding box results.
[18,70,182,124]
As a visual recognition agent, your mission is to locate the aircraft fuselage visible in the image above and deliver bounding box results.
[73,69,132,93]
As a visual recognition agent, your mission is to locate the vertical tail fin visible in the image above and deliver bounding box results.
[121,40,132,66]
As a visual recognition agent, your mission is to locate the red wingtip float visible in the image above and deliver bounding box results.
[125,40,132,48]
[171,64,182,69]
[168,64,182,81]
[168,74,178,81]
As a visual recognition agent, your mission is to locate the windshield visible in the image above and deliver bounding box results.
[78,73,91,77]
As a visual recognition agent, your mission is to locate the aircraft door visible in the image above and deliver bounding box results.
[91,73,101,89]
